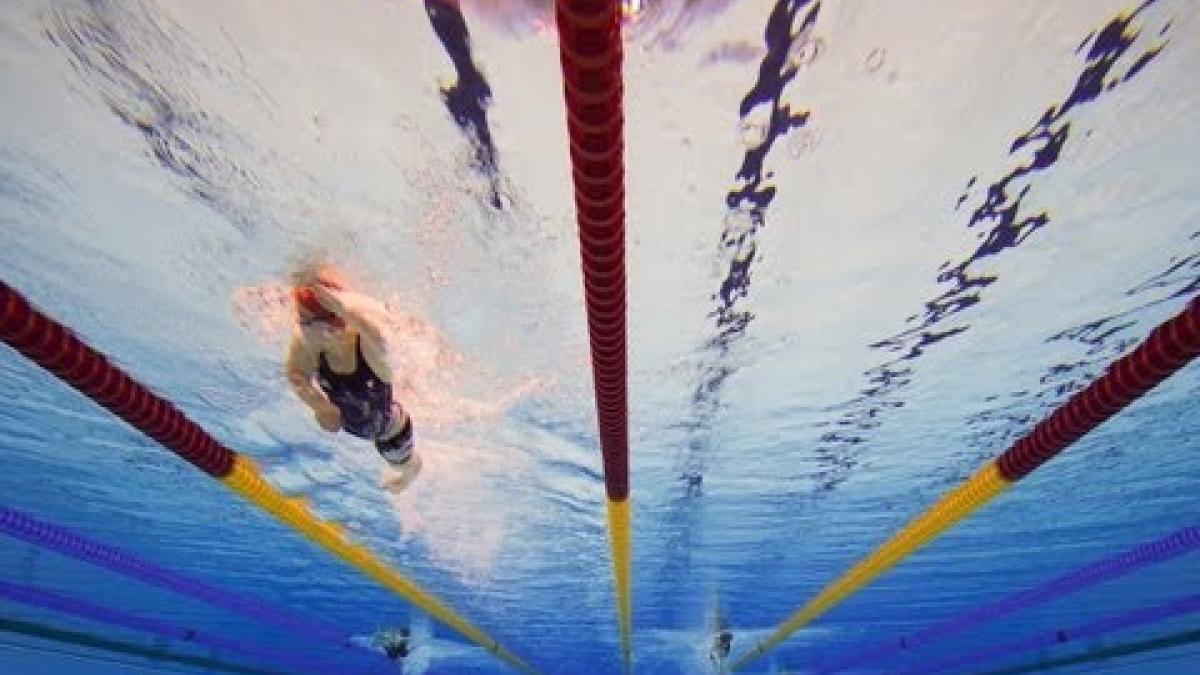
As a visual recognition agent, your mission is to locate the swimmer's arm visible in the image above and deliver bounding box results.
[284,336,330,412]
[312,286,385,345]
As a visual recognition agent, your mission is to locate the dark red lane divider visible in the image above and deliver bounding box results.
[998,296,1200,480]
[555,0,628,501]
[1,281,235,477]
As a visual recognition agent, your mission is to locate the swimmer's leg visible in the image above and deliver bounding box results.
[376,406,421,492]
[380,452,423,493]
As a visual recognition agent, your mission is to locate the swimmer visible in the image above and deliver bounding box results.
[710,619,732,668]
[375,627,411,663]
[284,268,422,491]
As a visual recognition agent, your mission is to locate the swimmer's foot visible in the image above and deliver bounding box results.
[381,453,423,493]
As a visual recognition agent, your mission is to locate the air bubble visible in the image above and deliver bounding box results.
[127,92,164,129]
[788,128,820,158]
[735,117,769,150]
[865,47,886,73]
[787,34,825,70]
[723,207,757,241]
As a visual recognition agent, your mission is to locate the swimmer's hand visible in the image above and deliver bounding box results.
[314,402,342,432]
[309,282,345,314]
[308,281,387,351]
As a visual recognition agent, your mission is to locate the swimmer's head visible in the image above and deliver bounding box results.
[289,259,351,336]
[293,286,345,335]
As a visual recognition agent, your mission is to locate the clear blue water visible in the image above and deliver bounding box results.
[2,0,1199,673]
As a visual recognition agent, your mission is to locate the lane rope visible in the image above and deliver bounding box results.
[1,280,539,675]
[821,525,1200,672]
[552,0,633,667]
[0,506,392,673]
[0,580,329,675]
[905,593,1200,675]
[734,296,1200,670]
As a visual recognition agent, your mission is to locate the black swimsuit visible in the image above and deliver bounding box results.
[316,336,414,464]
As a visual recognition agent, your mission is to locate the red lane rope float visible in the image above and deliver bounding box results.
[556,0,629,502]
[997,296,1200,480]
[733,296,1200,671]
[0,281,234,478]
[554,0,633,666]
[0,280,540,674]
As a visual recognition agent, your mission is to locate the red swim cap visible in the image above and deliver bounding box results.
[293,287,335,320]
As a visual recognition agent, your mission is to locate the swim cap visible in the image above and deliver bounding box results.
[293,287,336,320]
